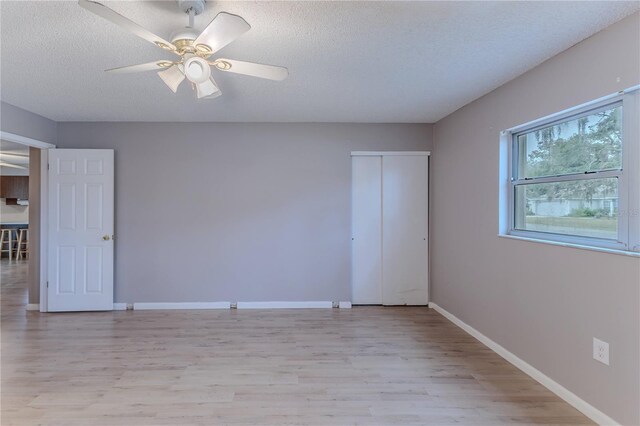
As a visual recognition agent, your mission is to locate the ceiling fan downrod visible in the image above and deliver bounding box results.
[178,0,206,18]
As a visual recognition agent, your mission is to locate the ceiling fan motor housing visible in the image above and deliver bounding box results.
[178,0,206,15]
[173,0,207,55]
[170,27,199,43]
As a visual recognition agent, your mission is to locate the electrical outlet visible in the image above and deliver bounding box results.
[593,338,609,365]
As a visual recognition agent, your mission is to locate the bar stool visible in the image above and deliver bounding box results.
[0,229,16,260]
[16,229,28,260]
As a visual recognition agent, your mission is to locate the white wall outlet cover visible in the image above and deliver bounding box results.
[593,338,610,366]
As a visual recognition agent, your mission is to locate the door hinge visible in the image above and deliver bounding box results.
[47,163,50,170]
[46,281,49,288]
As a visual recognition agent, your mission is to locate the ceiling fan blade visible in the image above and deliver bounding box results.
[196,76,221,99]
[193,12,250,56]
[78,0,177,53]
[212,59,288,81]
[158,65,185,93]
[106,61,175,74]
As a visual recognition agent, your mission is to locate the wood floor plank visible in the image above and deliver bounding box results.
[1,259,594,425]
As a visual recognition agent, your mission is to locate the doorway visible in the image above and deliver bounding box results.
[0,140,30,308]
[0,132,54,311]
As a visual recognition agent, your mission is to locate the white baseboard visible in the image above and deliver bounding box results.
[26,303,40,311]
[133,302,231,310]
[430,303,619,426]
[128,301,340,310]
[113,303,127,311]
[237,301,333,309]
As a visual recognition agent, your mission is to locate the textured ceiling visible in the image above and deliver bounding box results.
[1,1,638,123]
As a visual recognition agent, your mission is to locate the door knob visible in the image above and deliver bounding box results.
[102,235,111,241]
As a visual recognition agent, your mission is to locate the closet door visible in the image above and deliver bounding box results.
[382,155,428,305]
[351,156,382,304]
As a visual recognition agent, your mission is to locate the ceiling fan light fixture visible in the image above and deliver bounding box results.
[184,56,211,84]
[196,77,221,99]
[202,90,223,100]
[158,64,186,93]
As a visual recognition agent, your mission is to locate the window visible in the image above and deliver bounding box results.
[506,90,640,253]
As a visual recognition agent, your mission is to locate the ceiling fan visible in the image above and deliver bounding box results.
[78,0,288,99]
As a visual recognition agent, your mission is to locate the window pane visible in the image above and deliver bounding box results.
[517,105,622,179]
[515,178,618,240]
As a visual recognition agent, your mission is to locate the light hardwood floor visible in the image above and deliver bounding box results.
[1,259,593,425]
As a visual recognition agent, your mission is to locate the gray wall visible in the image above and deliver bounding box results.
[0,101,57,145]
[57,122,432,303]
[431,12,640,425]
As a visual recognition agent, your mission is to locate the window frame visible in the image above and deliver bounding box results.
[505,90,640,253]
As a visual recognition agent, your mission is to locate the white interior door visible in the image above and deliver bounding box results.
[351,156,382,304]
[48,149,114,311]
[382,155,428,305]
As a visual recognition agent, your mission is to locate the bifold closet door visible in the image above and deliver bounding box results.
[351,156,382,304]
[382,155,428,305]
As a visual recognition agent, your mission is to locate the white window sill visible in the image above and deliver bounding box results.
[498,234,640,258]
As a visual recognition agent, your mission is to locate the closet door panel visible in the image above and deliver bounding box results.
[382,155,428,305]
[351,156,383,304]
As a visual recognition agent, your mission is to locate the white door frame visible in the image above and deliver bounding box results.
[39,148,50,312]
[0,131,56,151]
[0,131,56,312]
